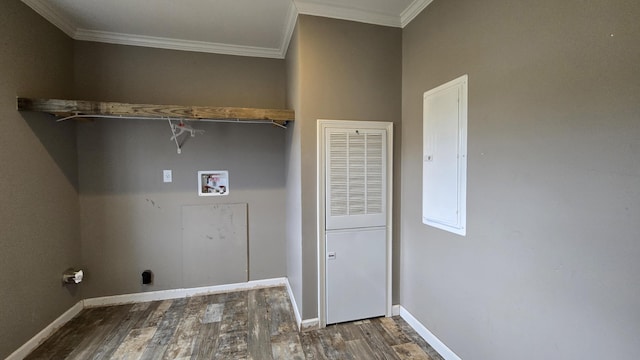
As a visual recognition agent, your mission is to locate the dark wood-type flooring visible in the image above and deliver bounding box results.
[26,286,443,359]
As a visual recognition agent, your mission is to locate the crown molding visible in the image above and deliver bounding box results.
[401,0,434,27]
[21,0,286,59]
[21,0,77,38]
[21,0,435,58]
[279,1,299,58]
[74,29,284,59]
[294,0,401,28]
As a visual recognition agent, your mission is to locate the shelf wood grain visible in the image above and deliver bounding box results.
[17,97,294,126]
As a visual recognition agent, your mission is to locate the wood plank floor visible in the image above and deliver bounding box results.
[25,286,443,359]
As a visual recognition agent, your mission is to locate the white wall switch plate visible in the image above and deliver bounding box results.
[163,170,172,183]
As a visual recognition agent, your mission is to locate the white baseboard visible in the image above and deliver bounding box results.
[9,281,461,360]
[6,301,84,360]
[399,306,462,360]
[83,277,288,308]
[10,278,289,359]
[284,278,303,330]
[300,318,320,331]
[283,278,318,332]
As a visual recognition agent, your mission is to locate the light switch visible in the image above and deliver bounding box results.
[163,170,172,183]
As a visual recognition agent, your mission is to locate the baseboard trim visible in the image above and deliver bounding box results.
[83,278,288,308]
[399,306,462,360]
[6,301,84,360]
[10,278,289,359]
[9,282,462,360]
[300,318,320,331]
[284,278,303,330]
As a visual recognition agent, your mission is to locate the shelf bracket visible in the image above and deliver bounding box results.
[167,118,182,154]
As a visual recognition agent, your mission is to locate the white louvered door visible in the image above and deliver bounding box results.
[326,128,387,230]
[323,125,390,325]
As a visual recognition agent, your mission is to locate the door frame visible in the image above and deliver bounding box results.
[317,119,393,328]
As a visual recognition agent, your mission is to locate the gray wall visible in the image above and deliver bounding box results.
[285,25,304,317]
[290,15,402,319]
[0,1,80,358]
[401,0,640,359]
[74,42,289,298]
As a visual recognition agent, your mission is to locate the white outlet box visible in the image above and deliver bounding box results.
[163,170,172,183]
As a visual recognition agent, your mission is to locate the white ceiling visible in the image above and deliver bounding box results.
[21,0,433,59]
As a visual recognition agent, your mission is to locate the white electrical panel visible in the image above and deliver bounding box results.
[423,74,468,236]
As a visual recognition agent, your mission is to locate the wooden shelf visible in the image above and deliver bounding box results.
[17,98,294,126]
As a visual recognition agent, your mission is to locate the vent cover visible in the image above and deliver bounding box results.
[326,128,386,230]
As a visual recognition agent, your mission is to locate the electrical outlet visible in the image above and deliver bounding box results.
[163,170,172,183]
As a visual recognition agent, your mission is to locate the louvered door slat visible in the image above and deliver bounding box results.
[329,133,349,216]
[326,128,387,230]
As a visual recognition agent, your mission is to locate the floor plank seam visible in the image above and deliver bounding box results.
[24,286,444,360]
